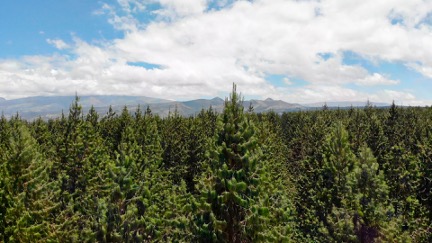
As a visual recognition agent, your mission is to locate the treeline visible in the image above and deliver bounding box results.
[0,86,431,242]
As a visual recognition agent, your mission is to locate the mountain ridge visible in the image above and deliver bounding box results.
[0,95,389,120]
[304,101,390,107]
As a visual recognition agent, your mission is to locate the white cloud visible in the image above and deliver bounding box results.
[356,73,399,86]
[117,0,146,14]
[1,0,432,105]
[155,0,208,18]
[46,39,70,50]
[270,85,428,106]
[377,89,427,106]
[283,77,293,85]
[94,3,141,31]
[407,62,432,79]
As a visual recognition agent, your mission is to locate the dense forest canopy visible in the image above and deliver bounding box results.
[0,86,431,242]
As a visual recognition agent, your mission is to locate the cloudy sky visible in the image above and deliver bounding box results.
[1,0,432,104]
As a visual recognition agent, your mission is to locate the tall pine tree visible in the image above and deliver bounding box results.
[194,84,294,242]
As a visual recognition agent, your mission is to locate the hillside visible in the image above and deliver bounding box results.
[0,95,304,120]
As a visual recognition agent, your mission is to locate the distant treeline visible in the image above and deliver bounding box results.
[0,86,431,242]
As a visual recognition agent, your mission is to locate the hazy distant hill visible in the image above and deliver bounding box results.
[0,95,392,120]
[0,96,170,120]
[304,101,390,108]
[249,98,303,112]
[0,95,305,120]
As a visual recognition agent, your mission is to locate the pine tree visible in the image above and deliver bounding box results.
[347,109,369,154]
[108,124,144,241]
[328,146,392,242]
[2,122,59,242]
[100,105,120,157]
[382,145,424,239]
[364,108,387,160]
[255,112,297,240]
[160,108,190,184]
[86,105,99,128]
[351,147,390,241]
[59,96,86,196]
[315,122,358,241]
[100,108,192,242]
[417,121,432,242]
[184,111,216,193]
[30,117,55,159]
[194,84,294,242]
[281,111,329,241]
[53,96,113,241]
[384,101,403,149]
[0,114,10,152]
[0,115,12,240]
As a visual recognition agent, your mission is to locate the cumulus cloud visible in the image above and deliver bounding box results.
[155,0,208,18]
[271,85,425,106]
[94,3,141,31]
[356,73,399,86]
[46,38,70,50]
[117,0,146,14]
[407,62,432,79]
[1,0,432,105]
[283,78,293,86]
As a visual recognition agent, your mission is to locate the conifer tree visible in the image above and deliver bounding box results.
[289,112,333,241]
[59,96,86,195]
[0,115,11,240]
[195,84,294,242]
[327,146,392,242]
[53,96,113,241]
[384,102,403,149]
[0,114,10,152]
[101,109,192,242]
[381,145,424,239]
[2,122,59,242]
[100,105,120,156]
[417,131,432,242]
[86,105,99,128]
[107,124,145,241]
[30,117,55,159]
[160,108,190,183]
[347,109,369,154]
[184,113,213,193]
[136,107,163,169]
[364,108,387,160]
[315,122,358,241]
[350,147,390,241]
[255,112,297,240]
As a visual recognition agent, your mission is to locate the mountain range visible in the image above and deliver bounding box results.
[0,95,389,120]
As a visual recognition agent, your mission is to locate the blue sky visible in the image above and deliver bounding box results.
[0,0,431,105]
[0,1,117,57]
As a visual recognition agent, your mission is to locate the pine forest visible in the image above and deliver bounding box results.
[0,85,431,242]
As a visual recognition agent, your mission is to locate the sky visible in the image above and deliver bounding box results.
[1,0,432,105]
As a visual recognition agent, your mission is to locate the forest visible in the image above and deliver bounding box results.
[0,85,431,242]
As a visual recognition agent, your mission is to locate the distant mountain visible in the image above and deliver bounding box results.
[0,95,304,120]
[0,95,394,120]
[304,101,390,108]
[0,95,170,120]
[248,98,303,112]
[182,97,225,110]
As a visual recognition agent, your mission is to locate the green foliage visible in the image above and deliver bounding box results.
[1,122,59,242]
[0,92,431,242]
[316,123,358,241]
[195,84,295,242]
[160,108,190,184]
